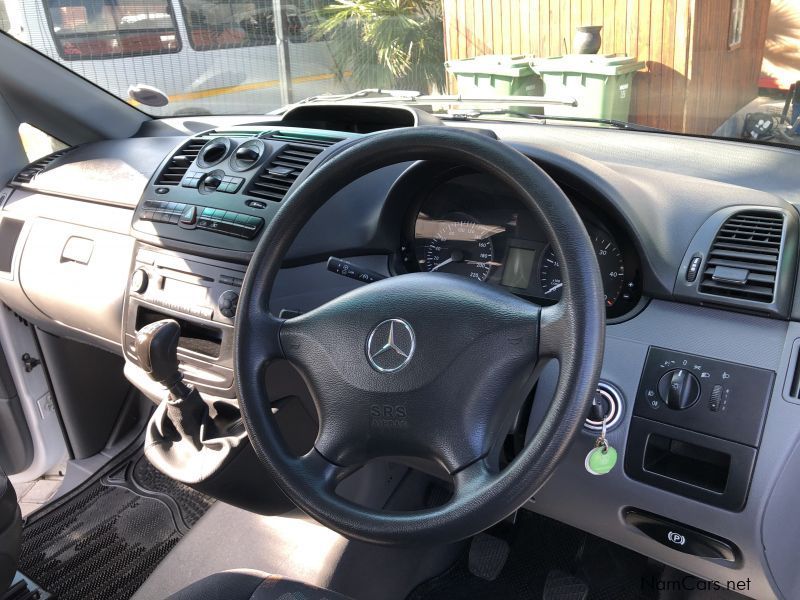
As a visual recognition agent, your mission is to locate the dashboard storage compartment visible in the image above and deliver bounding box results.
[643,433,730,493]
[625,418,757,511]
[136,307,222,359]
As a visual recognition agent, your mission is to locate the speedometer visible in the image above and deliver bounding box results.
[539,232,625,306]
[419,214,496,282]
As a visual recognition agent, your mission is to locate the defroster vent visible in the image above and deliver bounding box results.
[12,147,74,185]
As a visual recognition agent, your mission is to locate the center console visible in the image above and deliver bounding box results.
[131,126,349,257]
[125,126,351,397]
[123,244,245,397]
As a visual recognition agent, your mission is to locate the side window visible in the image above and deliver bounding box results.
[46,0,181,60]
[18,123,68,162]
[0,2,10,33]
[181,0,304,51]
[729,0,746,49]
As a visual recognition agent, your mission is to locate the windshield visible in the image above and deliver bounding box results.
[2,0,800,146]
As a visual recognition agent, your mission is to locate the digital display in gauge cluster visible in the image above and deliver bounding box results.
[410,175,642,318]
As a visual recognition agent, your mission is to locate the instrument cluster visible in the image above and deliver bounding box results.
[406,172,643,319]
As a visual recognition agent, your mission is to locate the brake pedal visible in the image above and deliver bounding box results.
[467,533,510,581]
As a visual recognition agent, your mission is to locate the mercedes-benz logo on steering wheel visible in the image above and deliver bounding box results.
[366,318,416,373]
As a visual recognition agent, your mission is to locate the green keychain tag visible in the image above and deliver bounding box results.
[585,445,618,475]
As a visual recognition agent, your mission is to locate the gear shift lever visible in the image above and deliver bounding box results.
[136,319,203,446]
[137,319,250,494]
[136,319,192,397]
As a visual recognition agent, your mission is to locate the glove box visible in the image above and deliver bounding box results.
[18,218,134,346]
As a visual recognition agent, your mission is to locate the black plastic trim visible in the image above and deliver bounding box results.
[623,507,739,564]
[673,206,798,318]
[624,417,757,512]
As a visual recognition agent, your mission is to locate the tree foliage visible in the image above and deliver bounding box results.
[315,0,445,93]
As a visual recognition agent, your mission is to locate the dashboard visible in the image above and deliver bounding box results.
[2,104,800,599]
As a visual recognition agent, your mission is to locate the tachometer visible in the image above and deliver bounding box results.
[539,232,625,306]
[419,214,496,282]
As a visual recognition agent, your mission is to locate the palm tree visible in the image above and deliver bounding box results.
[314,0,445,94]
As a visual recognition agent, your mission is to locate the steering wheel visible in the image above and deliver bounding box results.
[235,127,605,546]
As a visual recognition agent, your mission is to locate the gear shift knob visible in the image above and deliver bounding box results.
[136,319,183,389]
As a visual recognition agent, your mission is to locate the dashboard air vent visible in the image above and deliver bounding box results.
[154,138,205,186]
[699,210,784,303]
[246,143,325,202]
[12,147,73,185]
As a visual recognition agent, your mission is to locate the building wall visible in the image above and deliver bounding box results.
[442,0,771,134]
[685,0,771,134]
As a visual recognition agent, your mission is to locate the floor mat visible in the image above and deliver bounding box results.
[17,449,215,600]
[407,510,662,600]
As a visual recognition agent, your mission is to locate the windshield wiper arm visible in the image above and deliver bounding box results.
[440,108,665,132]
[519,113,667,132]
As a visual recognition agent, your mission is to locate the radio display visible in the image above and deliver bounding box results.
[162,278,208,305]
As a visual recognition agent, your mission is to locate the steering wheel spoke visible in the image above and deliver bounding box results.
[453,459,495,497]
[295,448,357,492]
[238,302,286,371]
[539,302,571,359]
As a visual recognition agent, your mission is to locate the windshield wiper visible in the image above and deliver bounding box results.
[516,113,667,132]
[440,107,666,132]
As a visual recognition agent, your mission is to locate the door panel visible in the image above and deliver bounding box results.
[0,308,68,483]
[0,343,31,474]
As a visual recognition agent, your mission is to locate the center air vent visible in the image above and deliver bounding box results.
[245,143,326,202]
[699,210,784,303]
[154,138,205,186]
[196,138,233,168]
[230,139,266,171]
[12,147,74,185]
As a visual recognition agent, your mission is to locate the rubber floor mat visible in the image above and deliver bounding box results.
[408,510,662,600]
[17,449,214,600]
